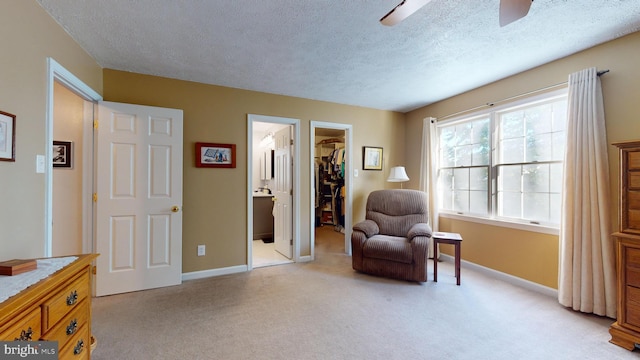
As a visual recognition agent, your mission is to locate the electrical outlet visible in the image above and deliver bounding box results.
[197,245,205,256]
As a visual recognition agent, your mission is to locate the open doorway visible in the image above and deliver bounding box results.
[247,115,301,269]
[310,121,353,258]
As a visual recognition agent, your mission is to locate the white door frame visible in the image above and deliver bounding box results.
[247,114,301,270]
[310,121,353,256]
[45,58,102,256]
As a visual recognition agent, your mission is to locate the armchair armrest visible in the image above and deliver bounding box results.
[353,219,379,238]
[407,223,432,240]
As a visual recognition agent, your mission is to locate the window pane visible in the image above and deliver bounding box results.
[550,163,562,193]
[500,138,524,164]
[499,165,521,192]
[526,133,551,162]
[453,191,469,213]
[501,111,524,139]
[456,123,472,145]
[550,193,561,223]
[552,132,565,161]
[438,169,453,210]
[453,168,469,190]
[470,167,488,191]
[456,144,473,166]
[499,192,521,218]
[523,164,549,193]
[525,104,552,135]
[470,191,488,215]
[523,193,549,221]
[552,101,567,132]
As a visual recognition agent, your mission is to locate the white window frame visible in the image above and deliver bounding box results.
[435,89,568,235]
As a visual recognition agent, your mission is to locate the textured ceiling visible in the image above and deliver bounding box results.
[37,0,640,113]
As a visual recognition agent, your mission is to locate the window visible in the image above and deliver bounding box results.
[436,91,567,227]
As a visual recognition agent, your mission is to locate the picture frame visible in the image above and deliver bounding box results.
[363,146,383,171]
[53,141,73,168]
[0,110,16,162]
[196,142,236,168]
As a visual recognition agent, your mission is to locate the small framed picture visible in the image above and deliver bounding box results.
[0,110,16,162]
[363,146,383,170]
[196,142,236,168]
[53,140,73,168]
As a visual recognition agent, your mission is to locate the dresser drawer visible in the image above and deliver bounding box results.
[626,247,640,268]
[42,271,89,331]
[0,306,41,341]
[42,298,88,345]
[59,323,90,360]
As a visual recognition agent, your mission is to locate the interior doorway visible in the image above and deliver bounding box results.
[247,115,300,269]
[310,121,353,257]
[45,58,102,257]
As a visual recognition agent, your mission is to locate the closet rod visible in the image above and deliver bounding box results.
[433,69,610,123]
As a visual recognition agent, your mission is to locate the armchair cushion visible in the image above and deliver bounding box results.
[353,219,379,238]
[362,235,413,264]
[407,223,432,240]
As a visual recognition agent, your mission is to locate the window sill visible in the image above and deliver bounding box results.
[438,212,559,236]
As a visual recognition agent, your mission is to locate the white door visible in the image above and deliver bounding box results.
[95,101,183,296]
[274,126,293,258]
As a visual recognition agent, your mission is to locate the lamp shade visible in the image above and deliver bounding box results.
[387,166,409,182]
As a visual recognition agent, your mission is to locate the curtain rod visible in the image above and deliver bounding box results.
[433,69,610,123]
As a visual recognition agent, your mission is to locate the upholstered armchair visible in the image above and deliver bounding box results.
[351,189,432,282]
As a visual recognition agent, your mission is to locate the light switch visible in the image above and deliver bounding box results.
[36,155,45,173]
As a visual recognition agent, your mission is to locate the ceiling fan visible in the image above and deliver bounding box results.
[380,0,533,27]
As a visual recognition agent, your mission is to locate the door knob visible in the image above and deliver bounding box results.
[171,206,180,213]
[272,197,277,202]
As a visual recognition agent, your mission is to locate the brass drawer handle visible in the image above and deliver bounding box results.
[66,290,78,306]
[66,319,78,335]
[73,339,84,355]
[14,327,33,341]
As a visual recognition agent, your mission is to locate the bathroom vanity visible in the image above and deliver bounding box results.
[253,192,274,242]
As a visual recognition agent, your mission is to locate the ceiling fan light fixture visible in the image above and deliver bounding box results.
[380,0,433,26]
[499,0,533,27]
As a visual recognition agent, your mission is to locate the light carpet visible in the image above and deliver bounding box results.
[90,228,635,359]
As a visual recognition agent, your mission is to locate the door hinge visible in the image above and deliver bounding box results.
[93,120,98,129]
[290,189,293,196]
[290,139,293,145]
[92,266,97,275]
[290,239,293,245]
[93,193,98,202]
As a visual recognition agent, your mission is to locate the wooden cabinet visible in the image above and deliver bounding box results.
[0,254,98,359]
[253,195,274,241]
[611,141,640,350]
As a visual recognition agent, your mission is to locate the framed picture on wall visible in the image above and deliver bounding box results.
[195,142,236,168]
[53,140,73,168]
[363,146,383,170]
[0,110,16,162]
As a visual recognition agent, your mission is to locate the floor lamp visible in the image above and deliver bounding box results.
[387,166,409,188]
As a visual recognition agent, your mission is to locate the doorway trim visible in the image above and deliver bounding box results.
[310,121,353,256]
[45,58,102,256]
[247,114,301,270]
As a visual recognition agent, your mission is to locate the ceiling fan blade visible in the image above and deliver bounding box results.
[499,0,533,27]
[380,0,433,26]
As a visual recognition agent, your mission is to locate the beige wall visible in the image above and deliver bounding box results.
[405,31,640,289]
[102,69,405,273]
[0,1,102,261]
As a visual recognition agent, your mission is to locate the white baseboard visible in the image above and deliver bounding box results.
[182,265,247,282]
[439,254,558,298]
[297,255,313,262]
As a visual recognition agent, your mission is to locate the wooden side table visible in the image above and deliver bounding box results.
[432,232,463,285]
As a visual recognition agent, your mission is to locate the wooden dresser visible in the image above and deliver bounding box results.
[0,254,98,359]
[610,141,640,350]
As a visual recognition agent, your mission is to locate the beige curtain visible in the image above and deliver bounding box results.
[558,67,616,318]
[419,117,439,258]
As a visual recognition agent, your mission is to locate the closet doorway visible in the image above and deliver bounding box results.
[311,122,353,257]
